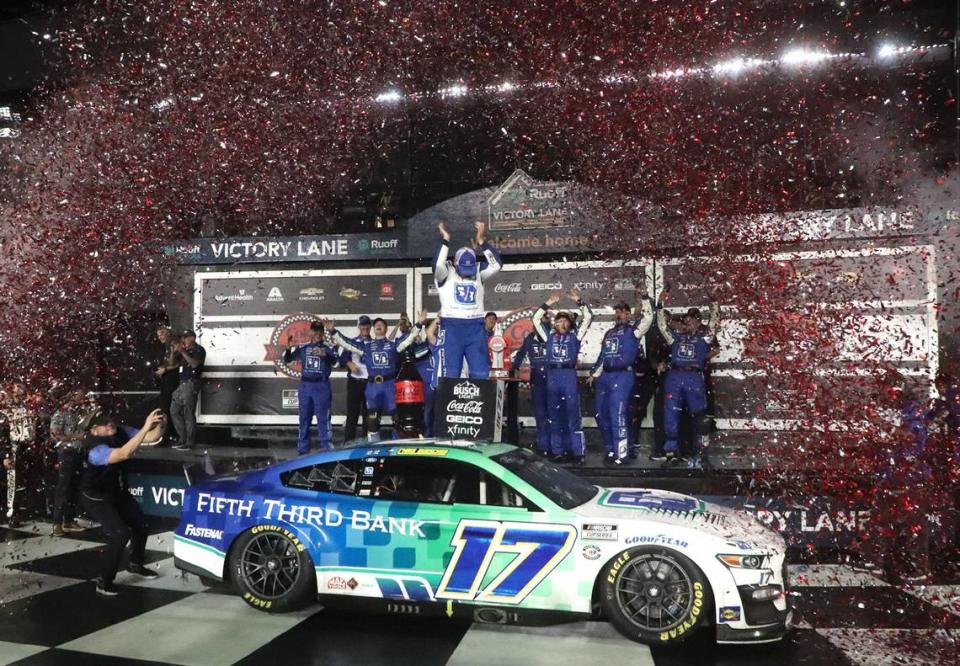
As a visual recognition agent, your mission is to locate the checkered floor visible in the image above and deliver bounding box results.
[1,521,958,665]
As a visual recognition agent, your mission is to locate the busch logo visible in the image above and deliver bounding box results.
[453,382,480,399]
[495,282,522,293]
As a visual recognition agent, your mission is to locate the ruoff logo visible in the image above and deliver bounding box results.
[494,282,522,293]
[264,313,323,379]
[452,382,480,399]
[266,287,284,302]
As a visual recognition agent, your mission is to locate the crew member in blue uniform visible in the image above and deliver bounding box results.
[284,321,338,454]
[433,222,503,379]
[533,291,593,464]
[657,294,720,467]
[326,316,418,441]
[513,315,551,455]
[417,311,443,436]
[588,296,654,465]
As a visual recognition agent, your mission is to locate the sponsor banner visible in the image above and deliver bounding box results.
[167,232,407,265]
[199,272,409,318]
[433,377,503,441]
[127,473,188,517]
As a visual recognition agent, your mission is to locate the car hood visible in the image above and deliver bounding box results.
[573,487,785,551]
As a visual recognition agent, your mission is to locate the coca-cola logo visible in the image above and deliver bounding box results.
[495,282,522,293]
[453,382,480,399]
[447,400,484,414]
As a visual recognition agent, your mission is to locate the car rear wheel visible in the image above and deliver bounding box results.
[229,525,315,613]
[599,547,711,645]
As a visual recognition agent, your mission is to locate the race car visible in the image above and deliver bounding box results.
[173,441,791,645]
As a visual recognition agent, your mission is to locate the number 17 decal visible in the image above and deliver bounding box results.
[436,520,576,604]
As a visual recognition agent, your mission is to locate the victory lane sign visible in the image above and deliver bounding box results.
[433,378,504,442]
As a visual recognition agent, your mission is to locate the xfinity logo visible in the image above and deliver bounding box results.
[531,282,562,291]
[572,281,602,291]
[452,382,480,399]
[494,282,522,293]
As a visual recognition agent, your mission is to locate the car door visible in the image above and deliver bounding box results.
[355,451,576,612]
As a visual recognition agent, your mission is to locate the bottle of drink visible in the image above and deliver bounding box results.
[395,357,425,438]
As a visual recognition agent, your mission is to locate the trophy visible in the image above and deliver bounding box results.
[488,322,513,380]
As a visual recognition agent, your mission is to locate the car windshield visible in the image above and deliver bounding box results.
[491,449,598,510]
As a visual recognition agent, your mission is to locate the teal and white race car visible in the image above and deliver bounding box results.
[173,441,791,645]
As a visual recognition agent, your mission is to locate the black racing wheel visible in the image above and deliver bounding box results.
[229,525,316,613]
[599,547,712,645]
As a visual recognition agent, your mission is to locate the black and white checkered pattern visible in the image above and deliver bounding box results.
[1,521,957,665]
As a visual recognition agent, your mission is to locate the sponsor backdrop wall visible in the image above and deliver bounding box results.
[168,170,943,430]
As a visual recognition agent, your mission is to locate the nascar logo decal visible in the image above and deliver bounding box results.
[436,520,576,604]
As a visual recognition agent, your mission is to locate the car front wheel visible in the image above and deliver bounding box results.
[229,525,315,613]
[599,547,711,645]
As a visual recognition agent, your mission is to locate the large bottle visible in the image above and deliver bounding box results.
[394,357,425,438]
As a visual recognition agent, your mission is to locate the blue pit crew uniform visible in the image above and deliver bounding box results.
[331,327,418,440]
[533,301,593,459]
[657,302,720,461]
[433,239,502,379]
[590,299,655,462]
[513,331,551,454]
[284,341,338,454]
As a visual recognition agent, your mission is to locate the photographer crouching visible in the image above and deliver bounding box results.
[81,408,166,596]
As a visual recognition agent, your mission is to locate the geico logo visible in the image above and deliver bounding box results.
[531,283,562,291]
[446,414,482,424]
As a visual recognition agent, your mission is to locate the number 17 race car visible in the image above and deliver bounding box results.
[173,441,791,646]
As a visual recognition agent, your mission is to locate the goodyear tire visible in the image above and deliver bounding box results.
[229,525,316,613]
[599,547,712,645]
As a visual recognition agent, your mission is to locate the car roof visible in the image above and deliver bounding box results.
[333,438,517,458]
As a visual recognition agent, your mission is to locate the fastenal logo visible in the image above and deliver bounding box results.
[264,313,323,378]
[266,287,284,302]
[494,282,522,293]
[453,382,481,399]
